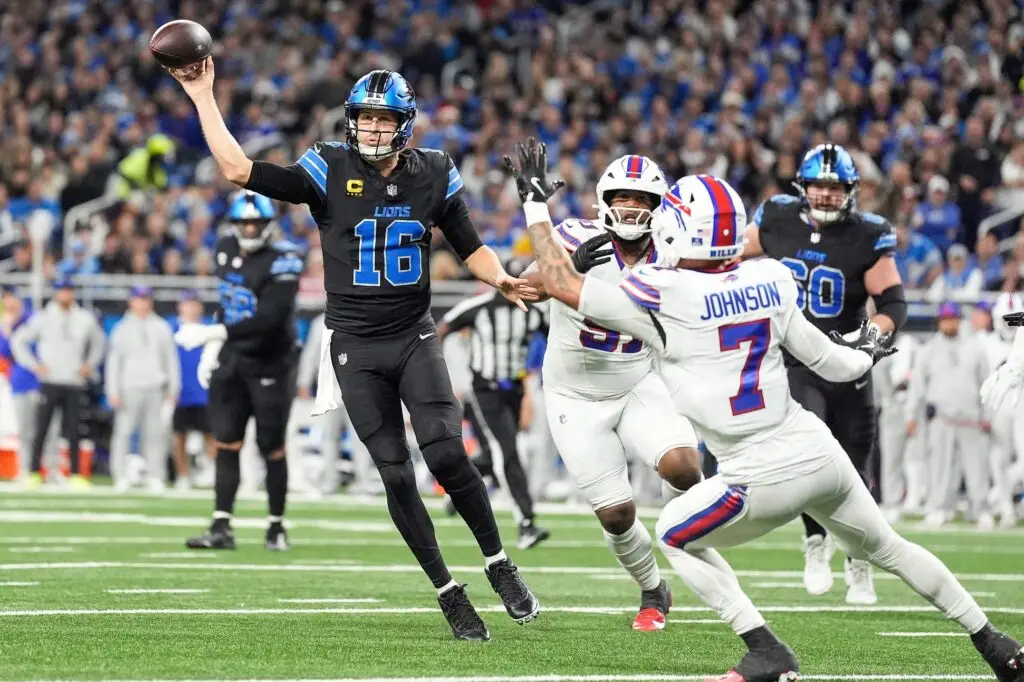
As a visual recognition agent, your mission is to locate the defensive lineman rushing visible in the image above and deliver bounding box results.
[177,190,303,551]
[170,60,537,642]
[507,137,1024,682]
[742,144,908,604]
[522,154,702,631]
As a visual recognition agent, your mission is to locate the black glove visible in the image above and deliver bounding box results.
[502,137,565,204]
[571,232,614,273]
[828,320,897,366]
[1004,311,1024,327]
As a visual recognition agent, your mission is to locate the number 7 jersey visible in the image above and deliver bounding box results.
[577,257,873,466]
[542,218,661,400]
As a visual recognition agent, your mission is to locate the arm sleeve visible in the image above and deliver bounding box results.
[437,195,484,261]
[780,311,873,383]
[87,317,105,370]
[164,323,181,398]
[296,320,322,390]
[245,158,324,211]
[104,325,121,397]
[9,315,39,368]
[577,274,666,349]
[225,277,299,341]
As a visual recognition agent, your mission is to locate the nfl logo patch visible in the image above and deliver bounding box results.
[691,237,703,246]
[386,184,398,198]
[337,353,347,366]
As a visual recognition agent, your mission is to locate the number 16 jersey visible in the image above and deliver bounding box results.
[543,218,662,400]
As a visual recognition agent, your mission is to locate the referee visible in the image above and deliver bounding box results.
[439,258,550,550]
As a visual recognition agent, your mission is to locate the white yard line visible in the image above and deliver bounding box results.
[748,581,808,588]
[8,546,75,553]
[0,581,39,586]
[139,552,222,559]
[2,604,1023,617]
[877,632,967,637]
[276,598,383,603]
[19,671,1003,675]
[104,585,209,589]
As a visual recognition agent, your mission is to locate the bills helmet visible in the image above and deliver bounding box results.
[651,175,746,264]
[594,155,669,241]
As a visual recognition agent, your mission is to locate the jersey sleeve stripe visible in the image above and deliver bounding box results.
[660,486,746,548]
[555,225,582,250]
[620,274,661,311]
[304,148,328,174]
[874,233,897,251]
[297,153,327,196]
[445,175,464,200]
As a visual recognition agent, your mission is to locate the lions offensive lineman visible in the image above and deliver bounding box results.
[508,137,1024,682]
[523,155,702,631]
[742,144,907,604]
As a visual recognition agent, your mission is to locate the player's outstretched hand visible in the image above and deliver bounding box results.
[571,233,614,274]
[502,137,565,205]
[495,272,539,312]
[828,320,896,366]
[175,322,227,351]
[1004,311,1024,327]
[168,55,215,101]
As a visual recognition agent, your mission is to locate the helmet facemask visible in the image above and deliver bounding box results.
[346,107,414,161]
[598,190,662,241]
[233,220,275,252]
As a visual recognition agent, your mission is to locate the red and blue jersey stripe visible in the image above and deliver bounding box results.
[661,486,747,549]
[624,155,645,179]
[696,175,739,248]
[620,273,661,311]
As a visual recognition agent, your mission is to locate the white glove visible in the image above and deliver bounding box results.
[197,340,223,390]
[175,323,227,351]
[980,364,1024,414]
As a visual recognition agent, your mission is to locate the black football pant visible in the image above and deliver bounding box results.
[464,381,535,524]
[330,318,503,589]
[787,365,879,540]
[30,383,84,475]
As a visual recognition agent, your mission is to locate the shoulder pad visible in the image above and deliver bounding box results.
[619,263,667,312]
[755,194,801,229]
[270,251,305,277]
[769,194,800,206]
[859,211,887,225]
[553,218,603,253]
[315,140,348,152]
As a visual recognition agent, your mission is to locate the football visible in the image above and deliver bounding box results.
[149,20,212,69]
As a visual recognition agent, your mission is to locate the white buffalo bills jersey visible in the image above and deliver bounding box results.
[577,257,874,476]
[543,218,661,399]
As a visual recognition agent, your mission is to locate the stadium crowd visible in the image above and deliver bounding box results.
[0,0,1023,300]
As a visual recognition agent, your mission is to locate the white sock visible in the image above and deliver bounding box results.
[268,515,283,524]
[660,542,765,635]
[870,536,988,633]
[603,518,661,592]
[212,511,232,521]
[437,579,459,596]
[484,550,507,569]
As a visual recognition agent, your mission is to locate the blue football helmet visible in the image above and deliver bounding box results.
[796,143,860,224]
[344,70,417,161]
[227,190,276,251]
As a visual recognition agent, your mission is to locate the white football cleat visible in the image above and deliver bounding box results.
[845,557,878,605]
[802,534,835,596]
[977,512,996,531]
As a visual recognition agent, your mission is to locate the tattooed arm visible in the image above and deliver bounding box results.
[522,203,584,309]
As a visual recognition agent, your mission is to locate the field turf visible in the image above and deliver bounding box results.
[0,486,1021,681]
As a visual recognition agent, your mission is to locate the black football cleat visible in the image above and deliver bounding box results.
[707,642,800,682]
[265,523,290,551]
[974,624,1024,682]
[185,523,236,550]
[486,558,540,623]
[438,584,490,642]
[516,520,551,550]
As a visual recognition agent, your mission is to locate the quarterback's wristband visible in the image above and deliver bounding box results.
[523,201,551,227]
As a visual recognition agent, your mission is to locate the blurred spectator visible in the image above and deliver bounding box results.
[894,221,943,290]
[57,238,100,277]
[974,231,1005,291]
[912,176,961,254]
[928,244,983,302]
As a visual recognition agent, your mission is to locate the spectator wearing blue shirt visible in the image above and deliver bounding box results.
[0,287,41,480]
[57,238,100,277]
[912,175,962,253]
[973,231,1005,291]
[894,222,944,289]
[928,243,984,302]
[170,290,213,489]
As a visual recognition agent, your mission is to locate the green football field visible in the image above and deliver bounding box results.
[1,486,1022,682]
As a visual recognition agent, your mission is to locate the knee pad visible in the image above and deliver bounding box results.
[425,438,482,494]
[377,460,418,496]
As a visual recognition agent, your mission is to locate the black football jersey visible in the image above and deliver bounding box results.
[291,142,474,337]
[754,194,896,340]
[215,235,302,364]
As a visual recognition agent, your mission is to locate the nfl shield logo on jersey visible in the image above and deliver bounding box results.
[386,184,398,198]
[337,353,347,366]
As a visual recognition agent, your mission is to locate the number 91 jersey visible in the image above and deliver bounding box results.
[543,218,661,400]
[753,194,896,339]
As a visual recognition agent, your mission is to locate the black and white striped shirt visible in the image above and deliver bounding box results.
[441,291,546,388]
